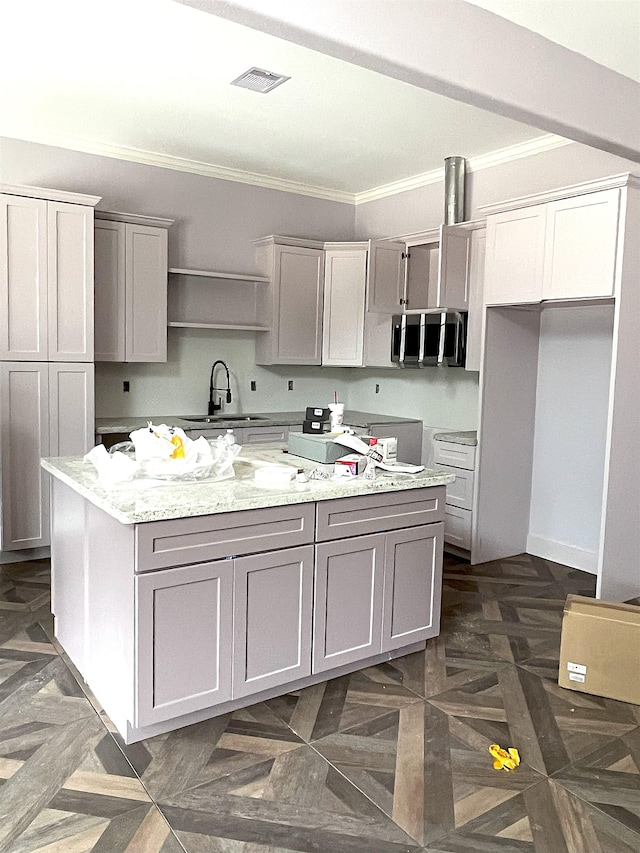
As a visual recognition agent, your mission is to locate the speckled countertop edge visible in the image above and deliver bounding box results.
[42,444,454,525]
[95,410,422,434]
[433,430,478,446]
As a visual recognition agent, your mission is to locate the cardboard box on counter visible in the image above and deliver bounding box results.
[334,454,367,476]
[558,594,640,705]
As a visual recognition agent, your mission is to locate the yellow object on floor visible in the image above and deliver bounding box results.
[489,743,521,772]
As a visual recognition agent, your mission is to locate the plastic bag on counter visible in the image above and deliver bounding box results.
[85,423,241,484]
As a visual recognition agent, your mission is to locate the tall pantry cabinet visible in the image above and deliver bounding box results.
[0,184,100,553]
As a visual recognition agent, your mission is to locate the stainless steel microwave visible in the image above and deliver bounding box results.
[391,312,467,367]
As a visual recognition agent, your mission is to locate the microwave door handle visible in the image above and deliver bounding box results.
[417,313,426,367]
[437,312,447,365]
[399,315,407,367]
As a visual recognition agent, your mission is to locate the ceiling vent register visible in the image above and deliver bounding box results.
[231,67,290,94]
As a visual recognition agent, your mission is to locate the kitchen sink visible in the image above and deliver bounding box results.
[180,415,268,423]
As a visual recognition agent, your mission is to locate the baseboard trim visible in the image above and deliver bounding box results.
[526,534,598,575]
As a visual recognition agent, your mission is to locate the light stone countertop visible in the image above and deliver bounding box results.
[433,430,478,446]
[41,443,454,525]
[95,410,422,435]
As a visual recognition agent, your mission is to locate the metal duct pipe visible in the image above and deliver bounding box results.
[444,156,467,224]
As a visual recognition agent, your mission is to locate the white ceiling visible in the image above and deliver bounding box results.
[1,0,638,202]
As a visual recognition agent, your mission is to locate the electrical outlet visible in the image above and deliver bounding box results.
[250,380,257,391]
[288,380,294,391]
[123,381,130,393]
[375,383,380,393]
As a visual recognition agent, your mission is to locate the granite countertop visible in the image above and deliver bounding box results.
[433,430,478,446]
[95,410,422,435]
[41,443,453,525]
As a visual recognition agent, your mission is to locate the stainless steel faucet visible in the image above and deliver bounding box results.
[208,360,232,415]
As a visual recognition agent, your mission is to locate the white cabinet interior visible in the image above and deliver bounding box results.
[167,268,269,332]
[94,211,172,363]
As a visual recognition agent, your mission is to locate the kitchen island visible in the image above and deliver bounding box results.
[43,445,453,743]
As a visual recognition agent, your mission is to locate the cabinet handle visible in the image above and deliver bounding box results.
[399,298,408,305]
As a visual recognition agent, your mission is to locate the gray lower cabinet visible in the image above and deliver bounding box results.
[136,543,314,725]
[233,545,313,698]
[314,533,385,673]
[313,522,444,673]
[136,559,234,727]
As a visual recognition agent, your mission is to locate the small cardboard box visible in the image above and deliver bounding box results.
[558,594,640,705]
[305,406,330,422]
[303,419,330,434]
[334,454,367,476]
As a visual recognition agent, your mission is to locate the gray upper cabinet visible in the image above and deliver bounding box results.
[322,241,397,368]
[0,188,99,361]
[482,186,621,306]
[94,212,171,363]
[255,237,325,366]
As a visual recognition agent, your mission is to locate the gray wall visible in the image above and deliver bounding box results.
[2,136,637,434]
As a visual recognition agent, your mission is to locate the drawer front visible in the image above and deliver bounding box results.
[444,506,472,550]
[136,503,315,571]
[433,440,476,470]
[437,464,474,510]
[316,486,445,542]
[243,425,289,444]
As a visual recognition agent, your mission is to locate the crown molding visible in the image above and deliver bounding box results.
[3,131,571,206]
[353,135,572,205]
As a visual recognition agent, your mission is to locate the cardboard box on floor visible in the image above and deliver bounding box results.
[558,594,640,705]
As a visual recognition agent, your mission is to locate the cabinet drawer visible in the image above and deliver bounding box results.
[136,503,315,571]
[436,464,474,510]
[243,425,289,444]
[316,487,445,542]
[433,440,476,470]
[444,506,472,550]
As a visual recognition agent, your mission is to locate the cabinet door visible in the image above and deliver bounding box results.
[381,523,444,652]
[48,363,95,456]
[366,240,406,313]
[439,224,471,310]
[0,362,50,550]
[125,223,168,362]
[233,545,313,698]
[0,194,48,360]
[272,244,324,365]
[94,220,126,361]
[322,247,366,366]
[484,205,546,305]
[542,189,620,300]
[136,559,233,726]
[464,228,486,372]
[47,202,94,361]
[313,533,384,673]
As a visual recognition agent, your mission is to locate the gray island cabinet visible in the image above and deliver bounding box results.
[42,447,452,743]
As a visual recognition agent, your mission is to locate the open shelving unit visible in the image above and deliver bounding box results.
[167,267,270,332]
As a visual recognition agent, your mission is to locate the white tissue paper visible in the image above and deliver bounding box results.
[85,423,241,485]
[332,433,424,474]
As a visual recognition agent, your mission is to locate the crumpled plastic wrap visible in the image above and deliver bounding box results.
[85,422,241,485]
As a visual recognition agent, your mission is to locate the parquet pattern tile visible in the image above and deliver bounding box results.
[1,553,639,852]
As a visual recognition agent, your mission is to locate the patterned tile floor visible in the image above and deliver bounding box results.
[0,554,639,852]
